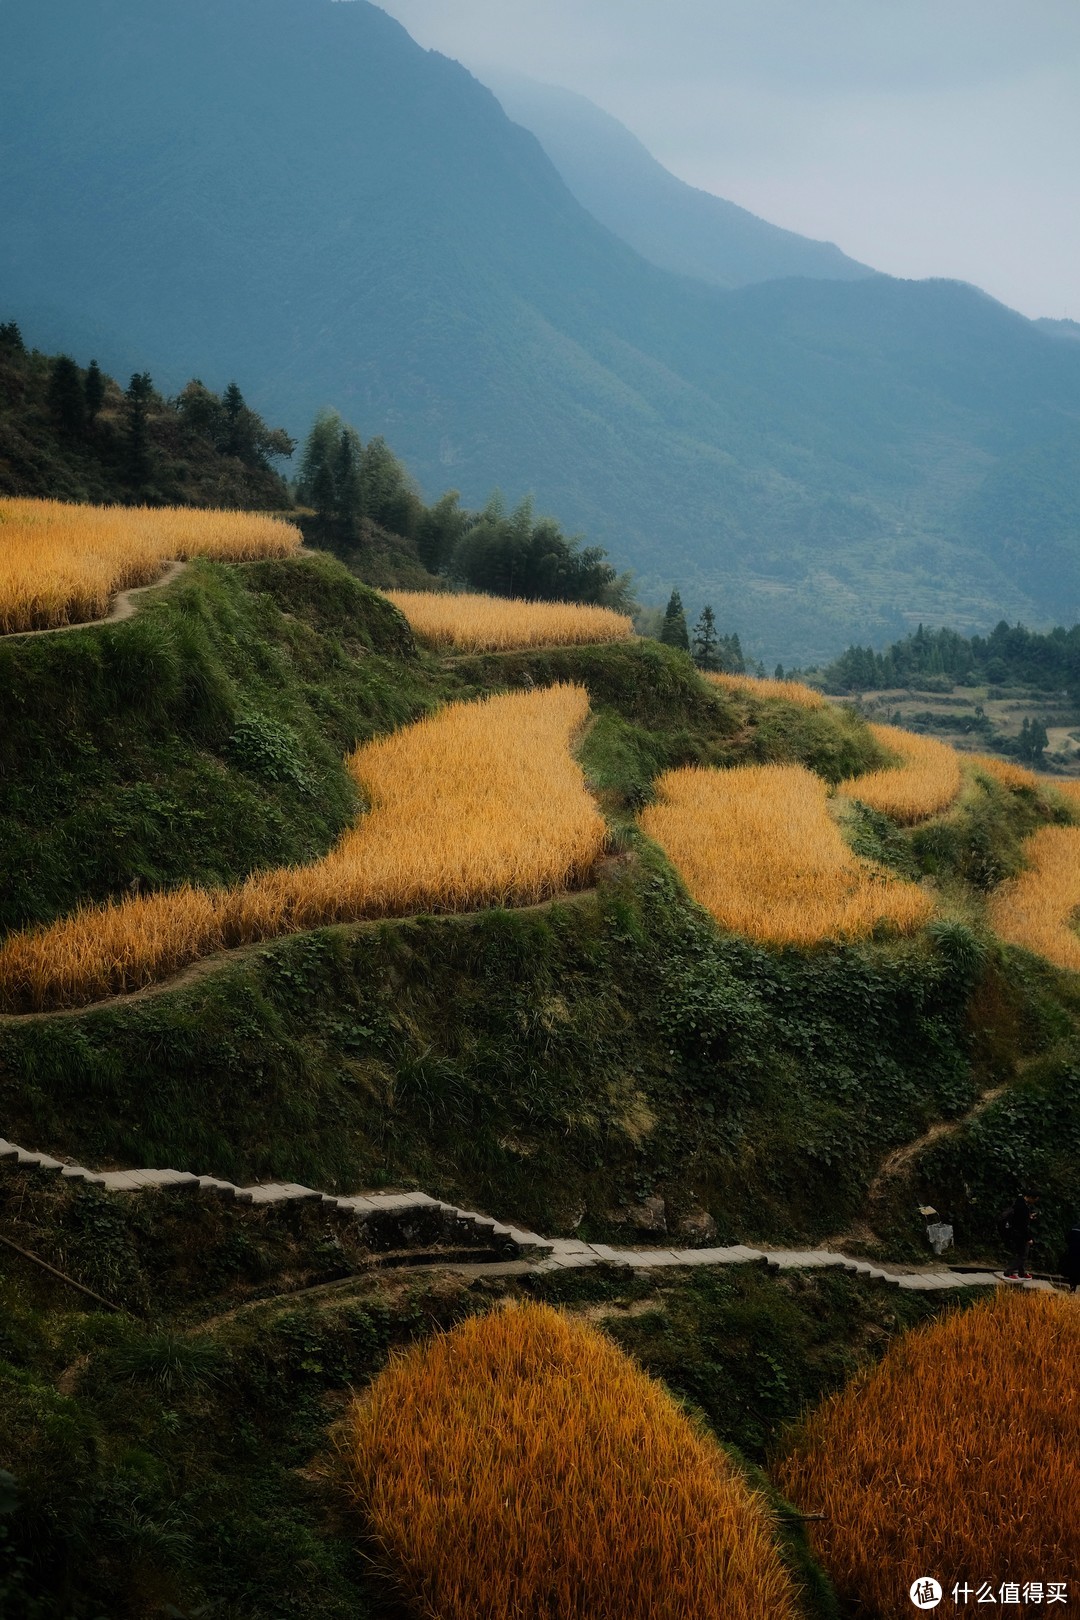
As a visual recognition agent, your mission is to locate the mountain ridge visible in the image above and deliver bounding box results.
[484,71,874,291]
[1,0,1078,661]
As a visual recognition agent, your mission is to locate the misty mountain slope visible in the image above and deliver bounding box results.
[2,0,1079,660]
[486,72,873,291]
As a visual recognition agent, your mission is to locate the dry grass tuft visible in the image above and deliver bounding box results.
[341,1301,800,1620]
[0,686,604,1012]
[0,498,301,633]
[777,1290,1080,1618]
[988,824,1080,972]
[385,589,634,652]
[640,762,932,947]
[840,723,962,824]
[706,671,826,709]
[964,753,1042,791]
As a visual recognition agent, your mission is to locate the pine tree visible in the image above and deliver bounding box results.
[222,383,250,461]
[84,359,106,424]
[47,355,86,437]
[691,605,721,672]
[333,425,365,536]
[297,410,343,521]
[659,589,690,652]
[123,372,155,490]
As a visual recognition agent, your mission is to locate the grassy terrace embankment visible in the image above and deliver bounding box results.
[2,552,1080,1263]
[5,549,1080,1620]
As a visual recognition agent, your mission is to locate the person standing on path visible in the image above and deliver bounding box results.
[1002,1192,1038,1279]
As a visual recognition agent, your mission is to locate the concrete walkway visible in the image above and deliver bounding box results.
[0,1137,1055,1292]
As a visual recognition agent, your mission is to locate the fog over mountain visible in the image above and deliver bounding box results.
[486,73,872,292]
[2,0,1079,661]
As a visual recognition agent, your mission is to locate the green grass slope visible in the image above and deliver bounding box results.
[0,547,1059,1255]
[5,550,1080,1619]
[0,555,427,934]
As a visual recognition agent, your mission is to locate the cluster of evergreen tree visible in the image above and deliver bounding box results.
[657,590,746,672]
[0,322,296,506]
[825,620,1080,697]
[295,411,634,610]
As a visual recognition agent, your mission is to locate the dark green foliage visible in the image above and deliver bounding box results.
[692,603,720,671]
[174,378,295,473]
[83,359,105,424]
[909,769,1063,890]
[449,492,635,610]
[659,588,690,651]
[844,803,924,880]
[0,338,294,508]
[826,617,1080,700]
[0,554,434,934]
[415,489,468,575]
[539,1265,956,1461]
[1017,714,1049,763]
[730,686,888,785]
[297,411,428,549]
[122,371,155,491]
[907,1051,1080,1272]
[46,354,86,438]
[450,638,733,731]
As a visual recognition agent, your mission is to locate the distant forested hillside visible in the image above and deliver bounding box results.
[824,619,1080,696]
[2,0,1079,660]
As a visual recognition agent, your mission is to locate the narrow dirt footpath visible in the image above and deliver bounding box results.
[1,559,189,639]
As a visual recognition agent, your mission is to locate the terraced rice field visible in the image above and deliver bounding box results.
[0,685,604,1012]
[706,671,826,709]
[0,498,301,633]
[840,723,962,824]
[777,1291,1080,1619]
[640,761,932,947]
[342,1301,799,1620]
[385,589,634,652]
[964,754,1041,791]
[988,824,1080,972]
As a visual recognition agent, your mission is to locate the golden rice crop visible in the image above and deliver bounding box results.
[640,762,932,947]
[385,588,634,652]
[840,722,962,823]
[776,1290,1080,1619]
[0,497,301,633]
[706,671,826,709]
[0,685,604,1012]
[341,1301,800,1620]
[1047,776,1080,809]
[987,824,1080,972]
[964,753,1041,791]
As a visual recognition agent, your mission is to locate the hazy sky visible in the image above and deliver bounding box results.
[375,0,1079,319]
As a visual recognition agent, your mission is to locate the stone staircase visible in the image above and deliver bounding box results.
[0,1139,551,1262]
[0,1137,1053,1291]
